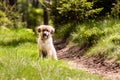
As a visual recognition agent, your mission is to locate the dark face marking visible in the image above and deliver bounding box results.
[41,29,50,40]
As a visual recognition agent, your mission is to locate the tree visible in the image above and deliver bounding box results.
[50,0,102,26]
[9,0,17,6]
[42,0,50,25]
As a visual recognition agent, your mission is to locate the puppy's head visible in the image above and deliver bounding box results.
[37,25,55,40]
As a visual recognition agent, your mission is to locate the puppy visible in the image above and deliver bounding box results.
[37,25,58,60]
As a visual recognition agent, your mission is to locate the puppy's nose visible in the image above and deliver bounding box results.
[43,31,48,36]
[43,33,47,36]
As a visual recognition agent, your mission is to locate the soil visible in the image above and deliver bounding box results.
[54,39,120,80]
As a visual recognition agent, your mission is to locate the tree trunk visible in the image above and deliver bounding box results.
[43,0,50,25]
[9,0,17,6]
[43,7,48,25]
[32,0,39,8]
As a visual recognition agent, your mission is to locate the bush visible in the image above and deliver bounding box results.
[71,20,103,46]
[71,18,120,45]
[111,0,120,18]
[54,23,75,39]
[86,23,120,61]
[0,1,43,28]
[93,0,116,17]
[70,18,120,61]
[17,0,43,28]
[0,1,26,28]
[0,10,12,27]
[51,0,102,26]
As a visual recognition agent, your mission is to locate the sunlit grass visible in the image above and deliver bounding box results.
[0,27,105,80]
[70,18,120,61]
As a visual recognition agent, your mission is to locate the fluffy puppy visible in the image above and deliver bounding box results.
[37,25,58,60]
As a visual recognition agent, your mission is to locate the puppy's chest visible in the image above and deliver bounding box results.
[41,42,48,47]
[38,38,52,49]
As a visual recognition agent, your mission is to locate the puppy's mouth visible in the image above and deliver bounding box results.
[42,34,48,39]
[41,31,49,40]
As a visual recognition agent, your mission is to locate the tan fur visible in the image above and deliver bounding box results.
[37,25,55,34]
[37,25,58,60]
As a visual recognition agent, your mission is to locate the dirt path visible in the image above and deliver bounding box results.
[54,39,120,80]
[67,59,120,80]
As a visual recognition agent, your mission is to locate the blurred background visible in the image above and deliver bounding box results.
[0,0,119,29]
[0,1,120,79]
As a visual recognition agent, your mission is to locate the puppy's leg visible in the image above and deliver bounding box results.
[48,44,58,60]
[52,48,58,60]
[47,49,53,59]
[42,50,47,58]
[39,48,43,58]
[53,53,58,60]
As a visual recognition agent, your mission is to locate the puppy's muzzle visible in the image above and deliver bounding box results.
[42,31,49,39]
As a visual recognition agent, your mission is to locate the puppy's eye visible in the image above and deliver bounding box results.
[43,29,49,32]
[38,28,41,32]
[46,30,49,32]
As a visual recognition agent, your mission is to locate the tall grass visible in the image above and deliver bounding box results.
[0,27,104,80]
[70,18,120,62]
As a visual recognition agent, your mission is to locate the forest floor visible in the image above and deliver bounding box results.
[54,39,120,80]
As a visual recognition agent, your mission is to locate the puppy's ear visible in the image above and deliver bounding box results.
[36,26,42,33]
[50,26,55,34]
[38,28,41,33]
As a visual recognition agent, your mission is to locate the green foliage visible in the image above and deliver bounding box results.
[17,0,43,28]
[0,27,35,47]
[51,0,102,25]
[70,18,120,61]
[71,22,102,46]
[0,1,26,28]
[54,23,75,39]
[0,10,11,27]
[111,0,120,18]
[93,0,116,16]
[0,0,43,28]
[71,19,120,44]
[86,23,120,61]
[27,7,43,28]
[0,27,104,80]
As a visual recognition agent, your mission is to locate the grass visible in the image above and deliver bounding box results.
[70,18,120,62]
[55,18,120,62]
[0,27,104,80]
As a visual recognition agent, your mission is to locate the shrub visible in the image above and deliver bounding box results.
[17,0,43,28]
[54,23,75,39]
[0,10,12,27]
[67,18,120,61]
[71,18,120,45]
[0,1,26,28]
[84,20,120,61]
[111,0,120,18]
[71,20,103,46]
[51,0,102,26]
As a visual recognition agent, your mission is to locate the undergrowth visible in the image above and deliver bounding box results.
[54,23,75,39]
[55,18,120,62]
[0,27,104,80]
[71,18,120,62]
